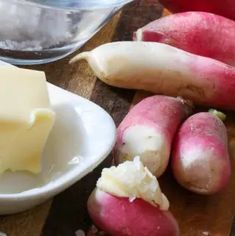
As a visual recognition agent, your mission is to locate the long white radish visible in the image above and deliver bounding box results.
[71,41,235,110]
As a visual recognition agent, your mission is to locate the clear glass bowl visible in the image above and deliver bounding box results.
[0,0,133,65]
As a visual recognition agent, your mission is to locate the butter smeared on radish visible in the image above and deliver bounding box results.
[97,157,169,210]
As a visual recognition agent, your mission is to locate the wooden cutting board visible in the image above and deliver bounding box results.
[0,1,234,235]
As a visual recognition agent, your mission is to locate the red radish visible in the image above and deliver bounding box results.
[88,189,179,236]
[114,95,192,177]
[70,41,235,110]
[134,12,235,66]
[172,111,231,194]
[88,158,179,236]
[159,0,235,21]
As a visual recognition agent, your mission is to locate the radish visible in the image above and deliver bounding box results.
[134,12,235,66]
[88,158,179,236]
[70,41,235,110]
[172,111,231,194]
[159,0,235,21]
[114,95,192,177]
[88,189,179,236]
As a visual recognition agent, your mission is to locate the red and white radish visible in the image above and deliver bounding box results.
[88,189,179,236]
[172,111,231,194]
[71,41,235,110]
[88,158,179,236]
[134,12,235,66]
[114,95,192,177]
[159,0,235,21]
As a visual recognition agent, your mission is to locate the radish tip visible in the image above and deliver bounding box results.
[69,52,90,64]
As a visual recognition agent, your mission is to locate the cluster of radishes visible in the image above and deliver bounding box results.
[114,96,231,195]
[71,5,235,236]
[72,11,235,110]
[87,94,230,236]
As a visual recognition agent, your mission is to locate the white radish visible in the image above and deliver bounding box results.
[71,41,235,110]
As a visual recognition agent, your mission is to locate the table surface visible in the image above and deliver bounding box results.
[0,1,235,236]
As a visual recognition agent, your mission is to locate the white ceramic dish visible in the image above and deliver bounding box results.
[0,61,116,214]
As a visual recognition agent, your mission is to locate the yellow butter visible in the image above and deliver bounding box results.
[0,67,55,173]
[97,157,169,210]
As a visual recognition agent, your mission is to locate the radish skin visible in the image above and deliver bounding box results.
[88,188,179,236]
[159,0,235,21]
[135,12,235,66]
[87,158,179,236]
[172,112,231,194]
[70,41,235,110]
[114,95,192,177]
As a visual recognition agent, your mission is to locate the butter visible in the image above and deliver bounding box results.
[0,67,55,173]
[97,157,169,210]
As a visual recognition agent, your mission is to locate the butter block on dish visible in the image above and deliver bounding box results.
[0,67,55,174]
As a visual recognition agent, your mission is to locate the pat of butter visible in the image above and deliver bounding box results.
[97,157,169,210]
[0,67,55,174]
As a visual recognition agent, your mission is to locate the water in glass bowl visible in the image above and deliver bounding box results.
[0,0,132,65]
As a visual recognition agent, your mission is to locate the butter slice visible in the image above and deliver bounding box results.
[0,67,55,173]
[97,157,169,210]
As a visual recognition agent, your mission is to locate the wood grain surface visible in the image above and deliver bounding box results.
[0,1,234,236]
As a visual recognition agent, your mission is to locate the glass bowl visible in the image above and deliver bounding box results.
[0,0,133,65]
